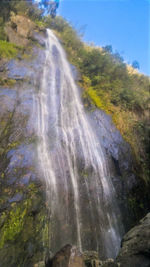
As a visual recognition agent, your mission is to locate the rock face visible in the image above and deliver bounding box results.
[44,215,150,267]
[45,246,119,267]
[116,213,150,267]
[0,19,48,267]
[88,109,139,229]
[83,251,102,267]
[5,14,36,46]
[45,245,85,267]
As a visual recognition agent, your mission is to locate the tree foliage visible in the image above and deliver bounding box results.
[132,60,140,69]
[0,0,42,22]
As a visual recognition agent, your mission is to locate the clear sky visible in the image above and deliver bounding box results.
[35,0,149,76]
[56,0,149,76]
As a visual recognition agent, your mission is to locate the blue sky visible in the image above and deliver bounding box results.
[36,0,150,76]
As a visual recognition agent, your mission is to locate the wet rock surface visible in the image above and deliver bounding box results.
[45,244,85,267]
[88,109,139,229]
[116,213,150,267]
[44,217,150,267]
[0,21,49,267]
[44,245,119,267]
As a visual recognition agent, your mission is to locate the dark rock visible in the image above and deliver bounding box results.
[45,244,85,267]
[32,32,46,47]
[88,109,138,230]
[116,213,150,267]
[100,259,118,267]
[19,173,31,185]
[83,251,101,267]
[8,193,23,203]
[7,60,33,80]
[0,25,48,267]
[45,247,120,267]
[34,262,45,267]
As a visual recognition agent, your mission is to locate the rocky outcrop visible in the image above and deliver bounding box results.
[0,20,48,267]
[44,246,120,267]
[45,245,118,267]
[116,213,150,267]
[83,251,101,267]
[88,109,142,229]
[44,214,150,267]
[4,13,37,46]
[45,245,85,267]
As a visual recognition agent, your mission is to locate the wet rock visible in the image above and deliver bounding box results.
[83,251,101,267]
[45,244,85,267]
[100,259,118,267]
[19,173,31,185]
[0,59,7,73]
[45,247,120,267]
[32,32,46,47]
[0,88,17,113]
[88,109,138,229]
[7,144,35,171]
[116,213,150,267]
[0,27,48,267]
[34,262,45,267]
[8,192,23,203]
[7,60,33,80]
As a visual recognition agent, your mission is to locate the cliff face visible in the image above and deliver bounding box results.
[0,15,148,266]
[87,109,137,229]
[0,16,49,267]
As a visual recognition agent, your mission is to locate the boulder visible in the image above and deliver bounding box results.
[83,251,101,267]
[45,244,85,267]
[116,213,150,267]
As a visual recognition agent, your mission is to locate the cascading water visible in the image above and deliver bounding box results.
[36,29,124,259]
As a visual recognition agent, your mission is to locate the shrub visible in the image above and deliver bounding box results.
[0,40,23,59]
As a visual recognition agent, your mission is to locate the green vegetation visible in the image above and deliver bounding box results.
[0,0,42,22]
[0,206,26,248]
[0,182,48,266]
[0,40,23,59]
[0,78,16,87]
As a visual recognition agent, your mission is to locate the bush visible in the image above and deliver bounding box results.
[0,40,22,59]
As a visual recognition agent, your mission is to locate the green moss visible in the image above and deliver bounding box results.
[84,87,113,114]
[7,141,20,149]
[0,206,27,248]
[1,172,5,179]
[0,78,16,87]
[0,183,48,265]
[35,19,46,29]
[0,40,23,59]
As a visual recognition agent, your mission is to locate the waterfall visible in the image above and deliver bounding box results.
[36,29,124,259]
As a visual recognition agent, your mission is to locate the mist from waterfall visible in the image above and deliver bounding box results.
[36,29,124,259]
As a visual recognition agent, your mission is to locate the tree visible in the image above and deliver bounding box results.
[103,45,112,53]
[132,60,140,69]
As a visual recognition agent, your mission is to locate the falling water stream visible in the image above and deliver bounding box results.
[36,29,124,259]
